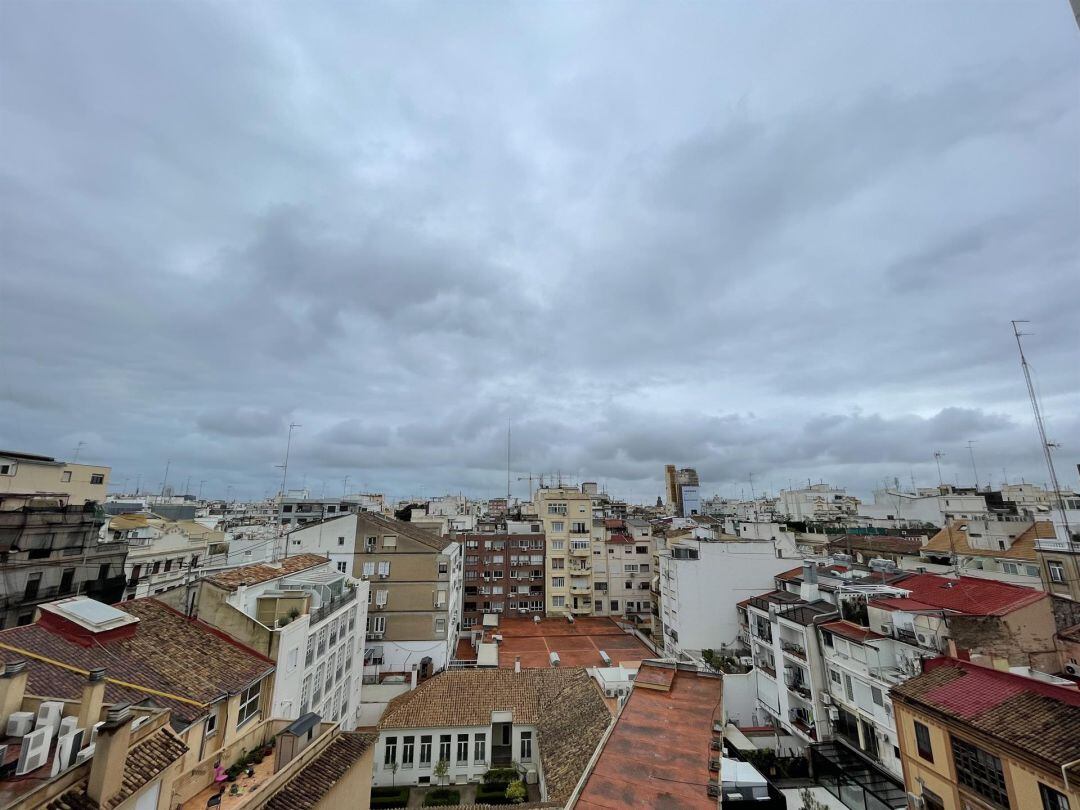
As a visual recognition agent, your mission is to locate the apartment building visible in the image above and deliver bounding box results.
[740,570,838,746]
[590,518,654,623]
[893,658,1079,810]
[779,483,860,523]
[0,449,110,504]
[0,595,277,804]
[286,512,462,674]
[164,553,368,730]
[0,492,127,629]
[458,531,545,629]
[277,493,382,529]
[105,513,216,599]
[1035,521,1080,602]
[533,486,594,616]
[920,519,1053,589]
[860,487,989,528]
[655,530,798,659]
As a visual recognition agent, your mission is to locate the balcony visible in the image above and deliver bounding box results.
[308,587,357,627]
[569,526,590,535]
[781,640,806,661]
[790,716,817,741]
[570,585,591,595]
[757,661,776,680]
[570,605,592,615]
[786,679,812,701]
[569,546,591,557]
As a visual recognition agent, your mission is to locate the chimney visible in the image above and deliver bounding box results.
[87,703,134,806]
[0,659,29,723]
[514,657,521,674]
[799,561,820,603]
[77,668,107,730]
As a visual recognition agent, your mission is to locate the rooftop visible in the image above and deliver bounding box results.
[821,620,886,643]
[46,727,189,810]
[0,598,274,728]
[379,668,611,806]
[871,573,1046,617]
[205,553,330,590]
[922,520,1055,561]
[357,511,455,550]
[576,662,722,809]
[892,658,1080,774]
[263,732,376,810]
[465,616,654,670]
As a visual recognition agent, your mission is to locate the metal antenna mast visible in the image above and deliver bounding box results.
[278,422,301,498]
[933,451,945,488]
[966,441,980,491]
[1011,321,1072,538]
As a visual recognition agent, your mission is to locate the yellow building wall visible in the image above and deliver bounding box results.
[0,458,110,504]
[895,704,959,809]
[313,745,374,810]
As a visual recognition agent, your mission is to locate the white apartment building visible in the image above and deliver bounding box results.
[277,492,382,529]
[859,488,989,528]
[177,554,369,731]
[656,533,800,658]
[590,518,654,622]
[779,484,860,523]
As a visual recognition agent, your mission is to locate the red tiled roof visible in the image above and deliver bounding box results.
[891,658,1080,768]
[205,553,330,590]
[821,620,886,643]
[877,573,1046,616]
[871,597,947,613]
[0,599,274,728]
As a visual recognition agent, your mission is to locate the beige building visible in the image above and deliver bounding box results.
[343,512,461,676]
[533,486,595,616]
[0,449,110,504]
[590,518,655,624]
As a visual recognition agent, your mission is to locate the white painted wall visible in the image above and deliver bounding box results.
[374,723,539,786]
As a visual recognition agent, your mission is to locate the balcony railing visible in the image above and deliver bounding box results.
[757,662,776,679]
[308,587,357,627]
[781,640,807,660]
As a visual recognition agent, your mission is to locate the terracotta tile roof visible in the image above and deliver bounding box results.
[205,553,330,590]
[828,535,925,556]
[48,727,188,810]
[0,599,274,728]
[821,620,886,643]
[891,659,1080,769]
[577,665,722,809]
[379,668,611,805]
[874,573,1046,617]
[264,732,376,810]
[357,511,454,550]
[922,521,1054,561]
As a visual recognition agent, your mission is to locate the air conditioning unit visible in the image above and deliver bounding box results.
[50,728,85,777]
[820,693,832,705]
[7,712,35,737]
[131,715,150,731]
[906,793,926,810]
[35,701,63,738]
[58,716,78,738]
[74,744,96,766]
[370,632,383,640]
[917,633,929,645]
[828,708,840,721]
[16,727,51,775]
[1065,663,1080,677]
[89,721,105,743]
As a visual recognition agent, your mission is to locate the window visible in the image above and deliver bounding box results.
[59,568,75,595]
[362,561,375,577]
[1040,783,1070,810]
[624,563,638,573]
[152,560,161,574]
[402,736,415,768]
[313,664,324,700]
[90,474,105,485]
[306,634,316,665]
[952,736,1007,807]
[551,521,565,532]
[551,557,565,570]
[61,470,72,482]
[377,561,391,577]
[439,735,451,763]
[98,563,110,580]
[913,720,933,762]
[474,733,486,763]
[365,536,377,552]
[384,737,397,766]
[435,616,446,634]
[552,596,565,607]
[382,535,397,549]
[371,616,386,634]
[420,735,432,766]
[551,577,565,588]
[237,681,261,727]
[287,647,299,670]
[283,504,294,513]
[338,536,345,545]
[336,561,347,573]
[520,731,532,760]
[438,560,449,574]
[1048,561,1066,583]
[205,708,218,737]
[24,573,41,600]
[610,600,619,612]
[843,674,854,702]
[871,686,884,706]
[456,734,469,763]
[300,675,311,714]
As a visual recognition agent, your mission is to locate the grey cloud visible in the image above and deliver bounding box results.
[0,1,1077,501]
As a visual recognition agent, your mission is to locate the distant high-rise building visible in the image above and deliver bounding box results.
[664,465,679,514]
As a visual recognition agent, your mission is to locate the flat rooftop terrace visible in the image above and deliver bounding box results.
[457,616,655,669]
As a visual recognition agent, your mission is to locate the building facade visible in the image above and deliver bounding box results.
[458,531,545,629]
[0,449,110,505]
[0,492,127,629]
[533,486,594,617]
[105,513,214,599]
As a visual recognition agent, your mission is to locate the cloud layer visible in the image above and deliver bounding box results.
[1,2,1078,502]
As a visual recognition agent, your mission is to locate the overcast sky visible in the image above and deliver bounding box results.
[1,2,1078,504]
